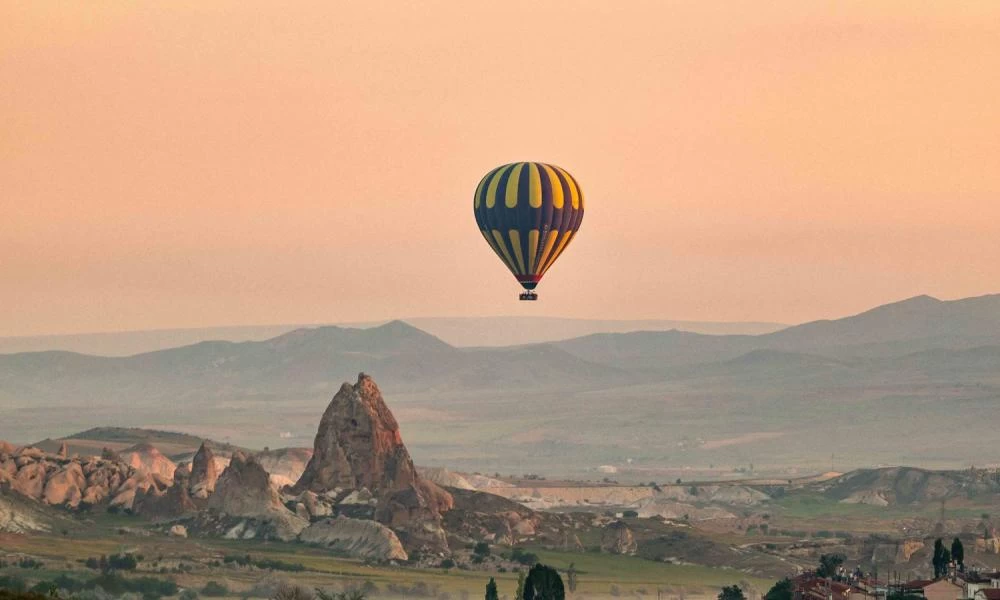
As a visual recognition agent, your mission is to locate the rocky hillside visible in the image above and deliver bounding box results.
[810,466,1000,506]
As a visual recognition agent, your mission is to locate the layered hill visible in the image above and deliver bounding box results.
[554,294,1000,369]
[3,294,1000,474]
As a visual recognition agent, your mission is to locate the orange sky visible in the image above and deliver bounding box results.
[2,1,999,337]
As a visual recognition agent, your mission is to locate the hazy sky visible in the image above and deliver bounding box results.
[3,2,999,337]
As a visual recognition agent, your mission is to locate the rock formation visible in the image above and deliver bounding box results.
[120,443,177,481]
[0,445,142,511]
[42,462,85,508]
[0,441,16,455]
[207,451,306,541]
[293,374,424,494]
[133,467,196,519]
[0,494,51,533]
[189,442,219,499]
[256,447,313,489]
[291,374,452,552]
[417,467,475,490]
[11,460,47,499]
[897,539,925,562]
[601,520,638,555]
[299,516,408,561]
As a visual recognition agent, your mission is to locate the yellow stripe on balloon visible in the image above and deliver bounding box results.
[534,230,560,275]
[527,229,539,273]
[505,163,524,209]
[486,164,514,209]
[480,228,502,256]
[509,230,526,274]
[540,163,564,209]
[553,165,580,209]
[491,229,517,273]
[480,229,510,271]
[541,231,575,276]
[474,167,497,209]
[527,163,542,208]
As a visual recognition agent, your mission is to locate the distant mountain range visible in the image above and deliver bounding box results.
[0,317,787,356]
[2,293,999,477]
[554,294,1000,370]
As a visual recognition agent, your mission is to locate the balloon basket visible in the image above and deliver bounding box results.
[519,291,538,301]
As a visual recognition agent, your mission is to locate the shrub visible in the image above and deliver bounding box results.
[108,553,139,571]
[0,591,50,600]
[16,559,42,570]
[28,582,57,597]
[202,581,229,597]
[273,584,313,600]
[54,574,85,593]
[509,548,538,566]
[254,559,304,572]
[0,576,27,593]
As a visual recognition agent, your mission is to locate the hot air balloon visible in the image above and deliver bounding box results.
[473,162,584,301]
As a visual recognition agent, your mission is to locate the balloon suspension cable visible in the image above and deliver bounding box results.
[519,290,538,301]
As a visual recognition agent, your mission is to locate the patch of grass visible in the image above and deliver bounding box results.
[526,547,774,591]
[4,526,774,599]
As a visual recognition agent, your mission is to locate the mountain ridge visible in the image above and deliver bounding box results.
[3,292,1000,474]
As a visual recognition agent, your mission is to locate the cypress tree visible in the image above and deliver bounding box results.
[951,538,965,572]
[523,564,565,600]
[932,538,945,579]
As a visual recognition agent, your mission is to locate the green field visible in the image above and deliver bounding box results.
[0,522,773,600]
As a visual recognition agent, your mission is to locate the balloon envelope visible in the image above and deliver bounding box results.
[473,162,584,291]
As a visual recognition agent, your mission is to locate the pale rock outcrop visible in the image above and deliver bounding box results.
[2,447,139,512]
[0,495,50,533]
[463,473,513,490]
[897,539,925,562]
[111,471,167,510]
[189,442,219,499]
[110,489,138,510]
[12,461,47,499]
[168,524,188,538]
[0,441,16,455]
[15,447,45,460]
[300,516,408,561]
[82,485,108,506]
[975,536,1000,554]
[120,443,176,481]
[57,443,69,459]
[301,491,333,519]
[839,490,890,506]
[208,451,306,541]
[256,447,312,490]
[418,467,475,490]
[42,462,86,507]
[601,520,637,555]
